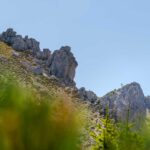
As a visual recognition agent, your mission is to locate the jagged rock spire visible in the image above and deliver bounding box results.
[48,46,78,86]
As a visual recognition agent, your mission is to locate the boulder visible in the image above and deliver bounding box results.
[49,46,78,86]
[12,35,28,51]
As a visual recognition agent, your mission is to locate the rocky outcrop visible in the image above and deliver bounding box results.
[1,28,150,124]
[78,87,98,103]
[36,48,51,60]
[98,82,146,122]
[0,28,40,53]
[144,96,150,110]
[0,28,78,86]
[48,46,78,86]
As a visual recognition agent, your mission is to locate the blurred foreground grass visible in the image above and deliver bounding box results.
[2,73,150,150]
[0,75,88,150]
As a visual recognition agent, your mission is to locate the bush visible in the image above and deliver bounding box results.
[90,108,149,150]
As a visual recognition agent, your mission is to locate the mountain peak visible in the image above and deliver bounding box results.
[99,81,146,122]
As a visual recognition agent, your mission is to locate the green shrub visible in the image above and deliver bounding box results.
[90,112,118,150]
[90,108,149,150]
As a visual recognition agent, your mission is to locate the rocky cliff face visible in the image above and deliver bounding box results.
[98,82,146,122]
[0,28,77,87]
[48,46,78,86]
[144,96,150,110]
[78,87,98,103]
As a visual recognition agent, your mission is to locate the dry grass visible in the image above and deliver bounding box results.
[0,42,13,58]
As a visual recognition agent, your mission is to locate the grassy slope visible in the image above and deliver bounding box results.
[0,42,70,99]
[0,42,94,150]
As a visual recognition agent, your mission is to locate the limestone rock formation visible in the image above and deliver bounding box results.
[36,48,51,60]
[1,28,150,124]
[144,96,150,110]
[78,87,98,103]
[48,46,78,86]
[98,82,146,122]
[0,28,40,53]
[0,28,78,86]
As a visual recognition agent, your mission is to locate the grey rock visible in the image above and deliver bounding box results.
[36,48,51,60]
[46,55,52,66]
[36,51,43,59]
[32,66,43,75]
[25,38,40,54]
[49,46,78,86]
[0,29,78,87]
[0,28,16,43]
[0,28,40,53]
[78,87,98,103]
[144,96,150,110]
[99,82,146,122]
[43,49,51,60]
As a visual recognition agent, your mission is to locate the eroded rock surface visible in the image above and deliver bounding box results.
[144,96,150,110]
[78,87,98,103]
[0,28,40,53]
[48,46,78,86]
[0,29,78,86]
[98,82,146,122]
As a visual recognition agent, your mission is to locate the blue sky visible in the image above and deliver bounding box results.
[1,0,150,96]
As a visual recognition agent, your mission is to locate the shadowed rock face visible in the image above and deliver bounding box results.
[144,96,150,110]
[36,49,51,60]
[78,87,98,103]
[99,82,146,122]
[0,28,78,86]
[48,46,78,86]
[0,28,40,53]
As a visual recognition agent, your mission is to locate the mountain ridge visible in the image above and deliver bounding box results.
[0,28,150,122]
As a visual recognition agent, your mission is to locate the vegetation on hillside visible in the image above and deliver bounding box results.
[0,75,89,150]
[90,108,150,150]
[1,42,150,150]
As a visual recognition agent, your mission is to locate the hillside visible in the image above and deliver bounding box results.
[1,28,150,150]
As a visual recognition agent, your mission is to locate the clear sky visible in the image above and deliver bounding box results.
[1,0,150,96]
